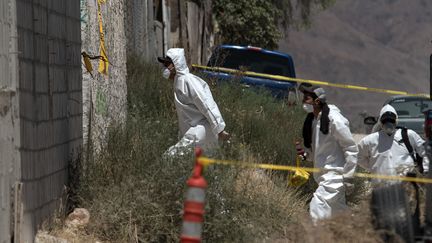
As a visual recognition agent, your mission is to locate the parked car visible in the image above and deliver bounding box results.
[199,45,297,99]
[364,95,432,137]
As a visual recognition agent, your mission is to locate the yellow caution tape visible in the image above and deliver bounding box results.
[288,156,310,186]
[97,0,109,75]
[192,64,430,98]
[198,156,432,184]
[199,157,320,173]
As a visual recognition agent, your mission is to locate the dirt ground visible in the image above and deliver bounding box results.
[270,200,402,243]
[44,201,402,243]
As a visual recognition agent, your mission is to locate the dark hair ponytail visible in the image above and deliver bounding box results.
[320,103,330,135]
[302,102,330,149]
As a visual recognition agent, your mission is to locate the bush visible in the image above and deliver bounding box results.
[77,58,313,242]
[213,0,336,49]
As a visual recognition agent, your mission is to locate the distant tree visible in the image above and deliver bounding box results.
[213,0,335,49]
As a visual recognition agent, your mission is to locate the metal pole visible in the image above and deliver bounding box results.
[424,135,432,237]
[425,53,432,238]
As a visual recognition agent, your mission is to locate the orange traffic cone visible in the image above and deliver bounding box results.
[180,147,207,243]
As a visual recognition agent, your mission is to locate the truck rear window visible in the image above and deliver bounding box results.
[390,98,432,118]
[208,48,294,77]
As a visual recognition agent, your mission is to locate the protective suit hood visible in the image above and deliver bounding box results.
[371,104,398,133]
[379,104,398,122]
[166,48,190,75]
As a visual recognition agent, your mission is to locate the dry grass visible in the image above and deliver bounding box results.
[50,58,384,242]
[269,199,383,243]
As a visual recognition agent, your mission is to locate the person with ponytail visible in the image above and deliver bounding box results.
[297,83,358,221]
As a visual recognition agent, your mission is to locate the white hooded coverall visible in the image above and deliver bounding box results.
[165,48,226,155]
[306,105,358,220]
[358,105,429,185]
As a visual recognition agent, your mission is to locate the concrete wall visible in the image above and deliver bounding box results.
[81,0,127,151]
[0,0,19,242]
[82,0,214,153]
[15,0,82,242]
[125,0,156,61]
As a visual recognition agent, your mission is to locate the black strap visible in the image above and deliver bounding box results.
[400,127,424,173]
[302,113,314,149]
[401,128,415,159]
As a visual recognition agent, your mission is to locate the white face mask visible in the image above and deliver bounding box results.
[382,122,396,135]
[302,103,314,113]
[162,68,171,79]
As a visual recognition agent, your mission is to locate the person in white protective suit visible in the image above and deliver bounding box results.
[357,104,429,185]
[158,48,230,156]
[297,83,358,221]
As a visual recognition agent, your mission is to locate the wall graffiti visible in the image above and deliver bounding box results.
[80,0,88,29]
[95,88,107,115]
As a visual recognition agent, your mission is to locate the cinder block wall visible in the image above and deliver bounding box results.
[16,0,82,241]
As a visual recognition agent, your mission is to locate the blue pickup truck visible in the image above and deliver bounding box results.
[198,45,297,99]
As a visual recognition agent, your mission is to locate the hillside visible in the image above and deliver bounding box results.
[279,0,432,131]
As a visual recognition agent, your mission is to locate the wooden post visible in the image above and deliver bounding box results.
[178,0,190,62]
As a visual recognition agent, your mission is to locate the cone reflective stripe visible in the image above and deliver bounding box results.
[181,221,203,241]
[181,147,207,243]
[185,188,206,206]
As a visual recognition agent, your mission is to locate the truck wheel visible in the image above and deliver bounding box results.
[371,184,414,243]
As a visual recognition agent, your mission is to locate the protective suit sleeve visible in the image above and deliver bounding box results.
[423,156,430,173]
[304,147,313,161]
[331,118,358,178]
[188,77,226,136]
[408,130,429,173]
[357,138,370,171]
